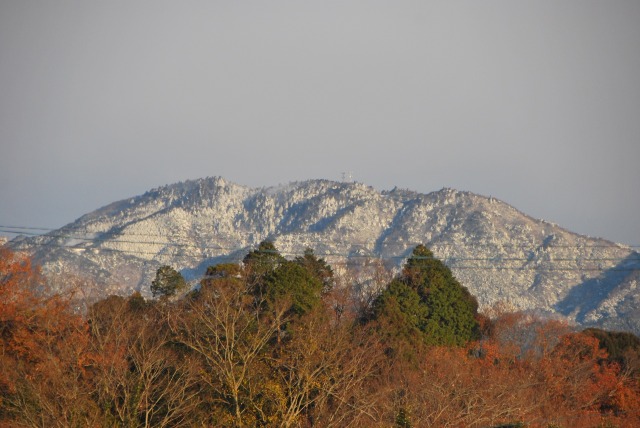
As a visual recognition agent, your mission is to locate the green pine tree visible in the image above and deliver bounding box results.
[370,245,479,350]
[294,248,334,294]
[262,261,324,316]
[151,265,187,298]
[243,241,286,286]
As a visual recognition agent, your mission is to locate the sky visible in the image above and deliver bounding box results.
[1,1,639,246]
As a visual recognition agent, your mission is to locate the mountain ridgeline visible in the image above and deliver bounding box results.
[10,177,640,332]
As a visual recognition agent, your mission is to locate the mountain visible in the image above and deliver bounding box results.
[9,177,640,332]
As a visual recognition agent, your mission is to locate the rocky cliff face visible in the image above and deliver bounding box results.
[10,177,640,332]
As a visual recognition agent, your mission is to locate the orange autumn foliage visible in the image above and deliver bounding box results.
[0,248,99,425]
[1,248,41,400]
[1,249,640,427]
[382,309,640,428]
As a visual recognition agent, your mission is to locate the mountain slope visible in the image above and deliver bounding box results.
[10,177,640,332]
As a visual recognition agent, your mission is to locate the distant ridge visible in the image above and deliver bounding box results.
[10,177,640,333]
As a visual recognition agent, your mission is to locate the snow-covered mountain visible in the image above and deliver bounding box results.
[10,177,640,332]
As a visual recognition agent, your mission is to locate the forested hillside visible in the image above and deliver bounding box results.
[2,245,640,427]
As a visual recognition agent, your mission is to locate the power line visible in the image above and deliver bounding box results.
[0,225,54,232]
[9,236,640,263]
[3,223,639,272]
[6,238,640,273]
[4,226,639,260]
[3,224,639,250]
[0,228,245,252]
[1,226,381,249]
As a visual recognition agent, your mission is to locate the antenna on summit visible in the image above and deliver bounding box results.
[341,172,353,182]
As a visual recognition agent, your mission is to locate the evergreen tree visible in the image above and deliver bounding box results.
[370,245,479,349]
[242,242,324,317]
[243,240,285,286]
[294,248,334,294]
[395,407,412,428]
[151,265,187,298]
[372,279,428,344]
[404,245,478,346]
[262,261,324,316]
[583,327,640,372]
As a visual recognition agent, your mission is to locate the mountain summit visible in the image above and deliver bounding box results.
[10,177,640,332]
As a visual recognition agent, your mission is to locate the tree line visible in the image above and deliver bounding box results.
[1,243,640,427]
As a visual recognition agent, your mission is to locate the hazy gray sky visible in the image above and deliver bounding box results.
[1,1,639,245]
